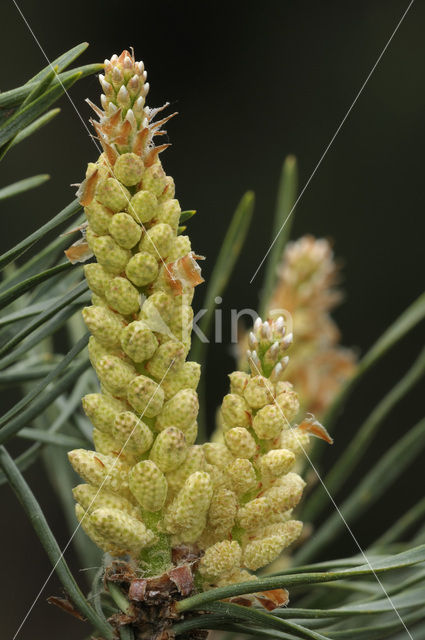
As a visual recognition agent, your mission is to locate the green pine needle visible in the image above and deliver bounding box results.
[0,446,114,638]
[191,190,254,440]
[322,291,425,434]
[0,198,81,270]
[177,545,425,612]
[0,174,50,201]
[259,154,298,319]
[295,418,425,563]
[304,345,425,522]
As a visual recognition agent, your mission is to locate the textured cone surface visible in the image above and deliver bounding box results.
[69,50,309,593]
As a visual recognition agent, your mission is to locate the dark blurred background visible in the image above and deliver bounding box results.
[1,0,424,638]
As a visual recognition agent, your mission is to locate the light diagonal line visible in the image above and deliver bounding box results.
[248,355,413,639]
[12,359,176,640]
[11,1,101,149]
[11,0,175,278]
[250,0,415,284]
